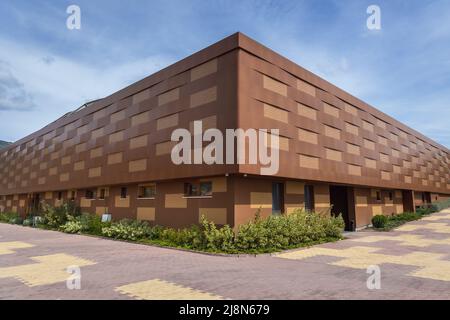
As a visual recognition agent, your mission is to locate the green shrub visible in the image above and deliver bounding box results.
[60,213,109,235]
[39,202,82,229]
[41,203,68,228]
[101,219,151,241]
[390,211,421,222]
[79,213,105,234]
[435,199,450,211]
[9,216,23,225]
[416,206,432,215]
[22,218,33,227]
[372,215,388,229]
[0,212,19,223]
[60,218,83,234]
[199,216,235,251]
[233,210,344,252]
[2,205,345,254]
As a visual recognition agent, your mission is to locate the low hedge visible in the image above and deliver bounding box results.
[372,207,436,231]
[120,210,344,253]
[0,203,345,254]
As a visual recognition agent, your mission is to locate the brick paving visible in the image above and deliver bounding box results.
[1,209,450,300]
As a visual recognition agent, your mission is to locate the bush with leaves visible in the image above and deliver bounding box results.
[60,213,109,234]
[372,215,388,229]
[0,212,19,223]
[60,216,83,234]
[234,209,344,252]
[156,217,235,251]
[435,199,450,211]
[101,219,151,241]
[199,216,235,251]
[39,202,82,228]
[22,218,33,227]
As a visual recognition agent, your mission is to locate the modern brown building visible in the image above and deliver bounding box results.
[1,33,449,230]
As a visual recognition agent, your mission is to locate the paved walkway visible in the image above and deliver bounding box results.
[1,209,450,300]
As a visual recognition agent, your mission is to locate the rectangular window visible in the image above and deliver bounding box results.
[388,191,393,201]
[184,182,212,197]
[120,187,128,199]
[272,182,285,215]
[99,188,106,200]
[57,191,63,201]
[304,185,314,212]
[85,189,95,200]
[138,184,156,198]
[376,191,381,201]
[200,182,212,196]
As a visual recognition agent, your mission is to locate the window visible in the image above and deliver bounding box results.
[99,188,106,200]
[304,185,314,212]
[57,191,63,201]
[120,187,128,199]
[69,191,76,201]
[85,189,95,199]
[388,191,393,201]
[376,191,381,201]
[184,181,212,197]
[184,183,197,197]
[138,184,156,198]
[272,182,285,215]
[200,182,212,196]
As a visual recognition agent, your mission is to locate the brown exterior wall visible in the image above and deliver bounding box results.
[236,35,450,195]
[0,33,449,229]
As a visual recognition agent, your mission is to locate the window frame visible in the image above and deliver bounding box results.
[98,188,106,200]
[138,184,156,199]
[183,181,213,198]
[85,189,95,200]
[120,187,128,199]
[376,190,381,201]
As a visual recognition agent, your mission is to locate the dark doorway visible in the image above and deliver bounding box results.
[402,190,415,212]
[30,193,40,213]
[272,182,285,215]
[330,185,355,231]
[304,185,314,212]
[423,192,431,205]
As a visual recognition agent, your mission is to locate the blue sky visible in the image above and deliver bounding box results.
[0,0,449,147]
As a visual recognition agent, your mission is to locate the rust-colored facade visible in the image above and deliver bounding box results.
[1,33,449,230]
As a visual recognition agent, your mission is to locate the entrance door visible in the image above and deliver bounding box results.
[329,185,354,231]
[30,193,40,213]
[304,185,314,212]
[423,192,432,205]
[402,190,415,212]
[272,182,285,215]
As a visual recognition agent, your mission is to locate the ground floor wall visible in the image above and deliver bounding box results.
[1,175,449,230]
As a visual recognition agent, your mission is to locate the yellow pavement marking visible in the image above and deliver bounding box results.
[422,213,450,221]
[351,234,450,248]
[0,241,34,255]
[276,246,450,281]
[116,279,223,300]
[0,253,96,287]
[395,222,450,233]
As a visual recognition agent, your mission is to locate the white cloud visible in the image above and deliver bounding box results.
[0,37,173,141]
